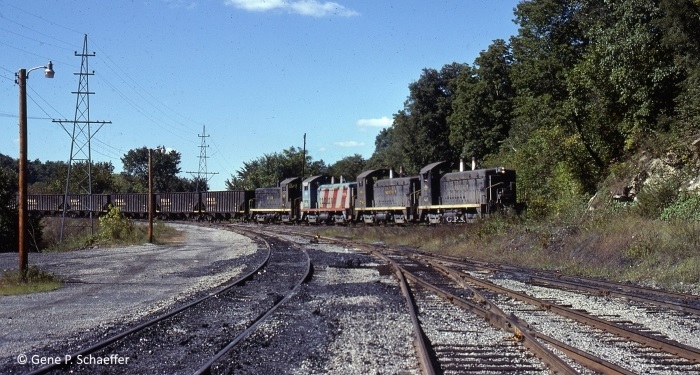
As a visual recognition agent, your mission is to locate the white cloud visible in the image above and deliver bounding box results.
[356,116,392,128]
[334,141,365,147]
[164,0,198,10]
[225,0,285,11]
[225,0,358,17]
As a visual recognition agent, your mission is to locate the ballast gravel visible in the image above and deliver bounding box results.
[212,237,419,375]
[4,223,700,374]
[0,224,257,369]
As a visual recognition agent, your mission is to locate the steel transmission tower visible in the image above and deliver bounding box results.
[53,34,111,241]
[187,125,218,192]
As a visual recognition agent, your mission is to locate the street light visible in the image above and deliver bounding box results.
[17,61,54,278]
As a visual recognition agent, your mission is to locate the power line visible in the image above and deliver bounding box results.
[2,3,83,37]
[3,4,234,183]
[0,25,75,52]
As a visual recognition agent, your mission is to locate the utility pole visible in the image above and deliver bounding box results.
[16,61,54,279]
[148,148,154,243]
[186,125,217,192]
[18,68,28,277]
[302,133,306,179]
[53,34,111,242]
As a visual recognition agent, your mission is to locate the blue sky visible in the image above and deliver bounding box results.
[1,0,522,190]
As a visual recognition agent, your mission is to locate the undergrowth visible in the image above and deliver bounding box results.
[0,266,61,295]
[318,205,700,292]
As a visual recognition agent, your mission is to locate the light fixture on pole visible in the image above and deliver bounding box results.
[17,61,54,278]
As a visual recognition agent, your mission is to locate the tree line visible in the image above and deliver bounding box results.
[228,0,700,217]
[0,147,206,251]
[0,147,207,195]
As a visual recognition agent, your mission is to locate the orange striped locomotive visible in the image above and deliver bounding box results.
[24,160,515,225]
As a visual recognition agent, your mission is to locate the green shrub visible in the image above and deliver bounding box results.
[660,193,700,221]
[634,177,681,219]
[97,205,134,243]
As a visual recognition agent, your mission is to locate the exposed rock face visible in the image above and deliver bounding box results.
[612,146,698,202]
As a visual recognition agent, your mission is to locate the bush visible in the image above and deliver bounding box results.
[97,205,134,243]
[634,176,681,219]
[660,193,700,221]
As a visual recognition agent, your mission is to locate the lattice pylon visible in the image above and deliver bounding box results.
[53,34,111,242]
[187,125,218,192]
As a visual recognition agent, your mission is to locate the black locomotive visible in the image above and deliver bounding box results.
[25,160,516,224]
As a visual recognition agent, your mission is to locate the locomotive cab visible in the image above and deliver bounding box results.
[355,169,389,224]
[250,177,301,223]
[300,175,332,224]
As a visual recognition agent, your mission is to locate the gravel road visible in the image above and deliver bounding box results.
[0,224,258,368]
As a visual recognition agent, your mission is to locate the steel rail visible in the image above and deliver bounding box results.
[236,225,434,374]
[392,262,436,375]
[276,229,626,373]
[428,258,700,364]
[427,254,700,315]
[369,250,578,375]
[431,261,635,375]
[192,239,312,375]
[528,276,700,316]
[27,228,272,375]
[432,254,700,302]
[253,229,656,373]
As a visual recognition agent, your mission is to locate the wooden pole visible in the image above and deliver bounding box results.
[148,148,154,243]
[18,68,28,278]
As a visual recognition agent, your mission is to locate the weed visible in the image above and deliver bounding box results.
[0,266,61,295]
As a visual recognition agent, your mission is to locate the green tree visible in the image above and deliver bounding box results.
[449,40,514,162]
[367,126,404,171]
[574,0,679,150]
[0,166,42,252]
[225,147,327,190]
[509,0,586,140]
[491,0,593,214]
[656,0,700,132]
[328,154,366,181]
[0,167,19,252]
[121,147,187,192]
[376,63,466,174]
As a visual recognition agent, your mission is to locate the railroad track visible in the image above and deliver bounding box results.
[419,255,700,371]
[256,225,700,374]
[398,251,700,373]
[421,253,700,312]
[26,226,311,375]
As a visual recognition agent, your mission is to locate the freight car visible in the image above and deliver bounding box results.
[201,190,254,221]
[24,159,516,225]
[25,194,110,217]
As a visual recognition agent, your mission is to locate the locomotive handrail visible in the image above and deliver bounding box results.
[484,181,504,189]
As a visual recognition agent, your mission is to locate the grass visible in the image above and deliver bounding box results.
[0,266,62,296]
[0,217,184,296]
[41,217,184,253]
[317,209,700,293]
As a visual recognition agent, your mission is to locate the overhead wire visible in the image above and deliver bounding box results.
[2,3,83,38]
[3,3,235,184]
[91,38,200,135]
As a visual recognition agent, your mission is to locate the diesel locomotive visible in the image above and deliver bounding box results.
[25,160,516,224]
